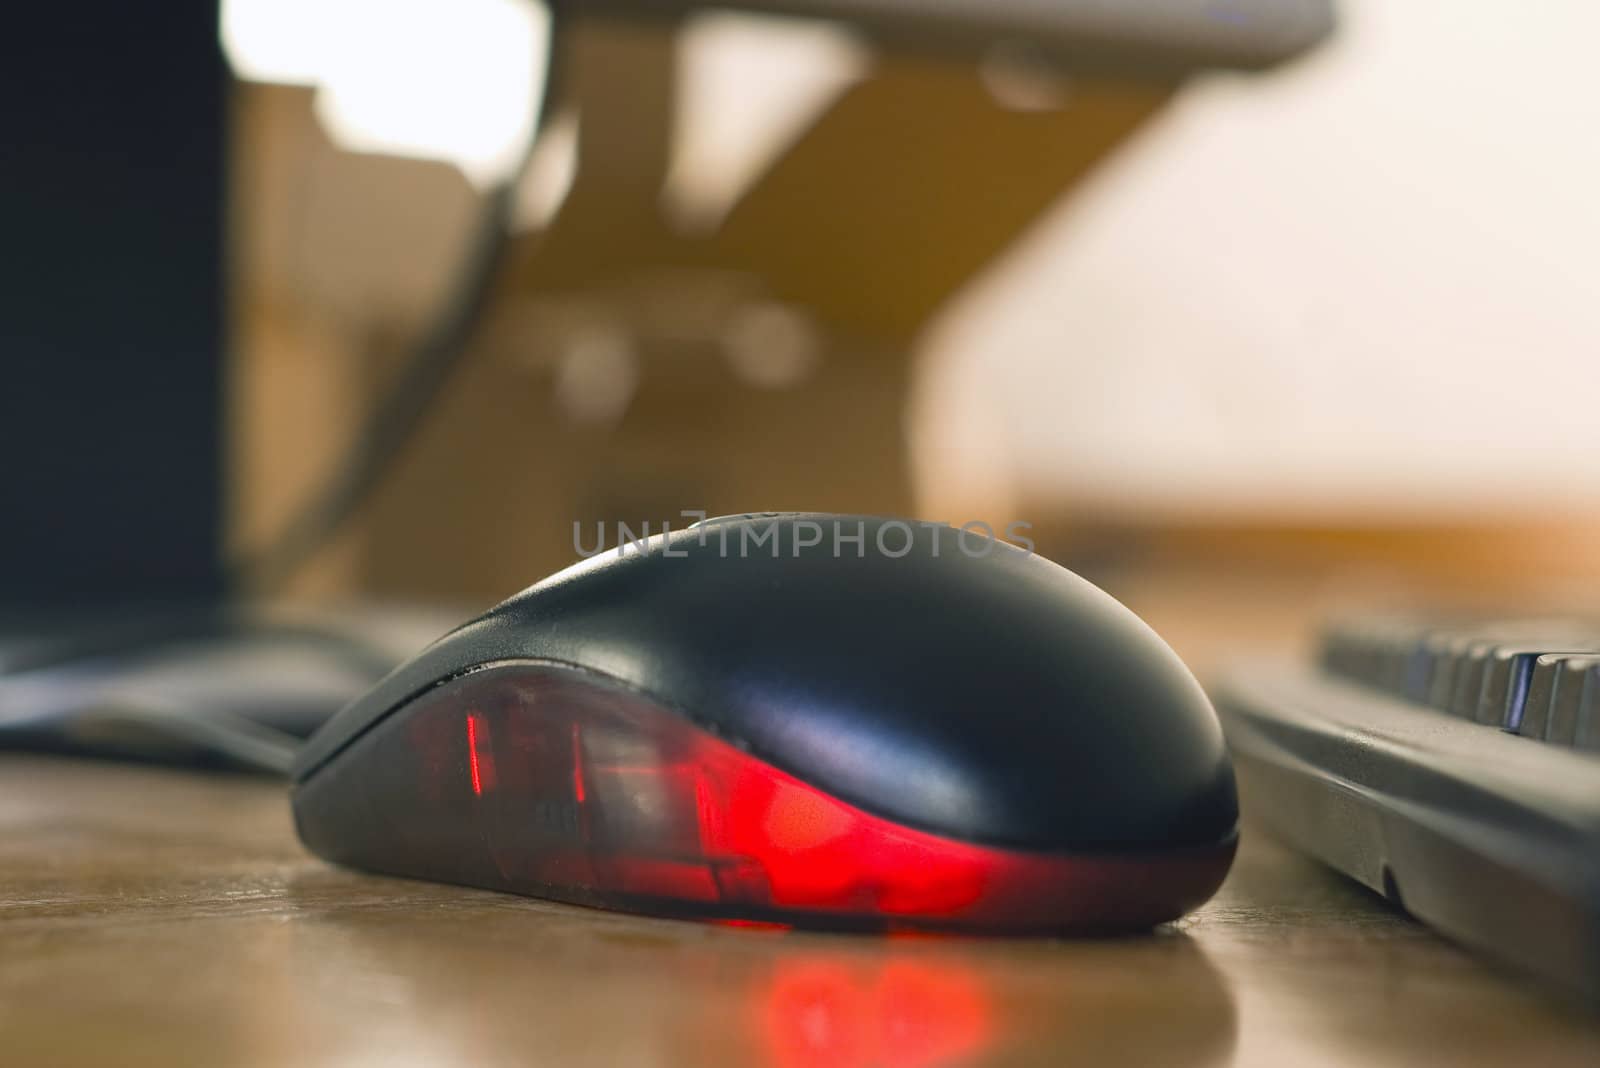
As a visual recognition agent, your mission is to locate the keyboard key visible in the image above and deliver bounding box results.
[1400,637,1438,702]
[1573,661,1600,752]
[1426,633,1479,712]
[1449,640,1499,720]
[1546,656,1600,747]
[1477,648,1549,730]
[1398,624,1473,705]
[1517,654,1565,740]
[1370,619,1423,696]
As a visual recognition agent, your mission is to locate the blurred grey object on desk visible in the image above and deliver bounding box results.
[0,605,462,774]
[580,0,1336,71]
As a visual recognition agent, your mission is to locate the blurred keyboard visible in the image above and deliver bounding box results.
[1321,618,1600,745]
[1215,617,1600,1002]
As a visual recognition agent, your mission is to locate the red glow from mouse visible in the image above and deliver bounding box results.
[570,722,586,803]
[760,959,990,1068]
[466,711,496,796]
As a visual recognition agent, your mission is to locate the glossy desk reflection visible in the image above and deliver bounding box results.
[1,757,1597,1066]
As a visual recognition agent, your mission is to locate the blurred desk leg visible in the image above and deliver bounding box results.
[332,21,1173,596]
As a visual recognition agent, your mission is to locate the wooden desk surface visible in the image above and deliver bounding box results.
[2,755,1597,1067]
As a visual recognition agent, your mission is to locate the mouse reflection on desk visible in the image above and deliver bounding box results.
[749,937,1237,1068]
[292,514,1238,933]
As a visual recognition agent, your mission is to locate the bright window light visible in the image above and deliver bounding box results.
[222,0,550,189]
[665,12,870,233]
[221,0,329,85]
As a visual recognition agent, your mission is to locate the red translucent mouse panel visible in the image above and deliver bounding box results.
[293,663,1233,931]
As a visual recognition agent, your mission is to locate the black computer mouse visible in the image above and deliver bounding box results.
[292,514,1237,932]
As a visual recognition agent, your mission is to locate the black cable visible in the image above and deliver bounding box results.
[232,5,568,594]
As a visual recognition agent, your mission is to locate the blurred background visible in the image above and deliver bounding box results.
[11,0,1600,675]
